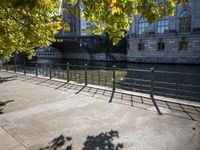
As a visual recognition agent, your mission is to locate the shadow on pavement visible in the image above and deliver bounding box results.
[83,130,123,150]
[39,135,72,150]
[39,130,123,150]
[151,97,163,115]
[18,75,200,122]
[0,100,15,115]
[0,75,17,83]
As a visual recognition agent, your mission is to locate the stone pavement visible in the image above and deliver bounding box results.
[0,71,200,150]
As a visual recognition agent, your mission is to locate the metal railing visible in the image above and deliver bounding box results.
[1,61,200,102]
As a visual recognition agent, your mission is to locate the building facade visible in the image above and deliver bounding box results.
[56,2,81,38]
[128,0,200,64]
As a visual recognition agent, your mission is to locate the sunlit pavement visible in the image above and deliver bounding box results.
[0,71,200,150]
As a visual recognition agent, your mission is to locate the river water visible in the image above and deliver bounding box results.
[65,60,200,73]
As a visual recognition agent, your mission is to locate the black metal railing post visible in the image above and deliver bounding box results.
[53,68,56,77]
[46,65,48,76]
[49,63,52,79]
[67,63,70,82]
[6,61,8,71]
[85,64,88,85]
[175,72,179,97]
[58,68,60,78]
[35,62,38,77]
[14,59,17,73]
[112,66,116,91]
[150,68,155,98]
[24,61,26,74]
[98,69,100,85]
[62,69,65,79]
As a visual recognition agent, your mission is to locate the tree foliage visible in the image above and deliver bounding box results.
[0,0,188,61]
[0,0,69,61]
[66,0,188,44]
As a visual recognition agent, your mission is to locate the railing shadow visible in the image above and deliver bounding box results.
[17,74,200,122]
[0,74,17,83]
[70,85,200,122]
[109,90,115,103]
[151,97,163,115]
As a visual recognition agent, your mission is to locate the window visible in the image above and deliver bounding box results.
[139,18,148,35]
[158,42,165,50]
[179,41,188,50]
[157,17,168,34]
[138,43,145,50]
[86,22,91,26]
[157,0,167,3]
[179,10,192,33]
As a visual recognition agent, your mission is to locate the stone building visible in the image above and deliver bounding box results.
[128,0,200,64]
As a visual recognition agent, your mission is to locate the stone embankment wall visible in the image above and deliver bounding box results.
[64,53,127,61]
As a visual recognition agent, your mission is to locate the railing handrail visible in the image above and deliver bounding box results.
[3,61,200,76]
[1,61,200,102]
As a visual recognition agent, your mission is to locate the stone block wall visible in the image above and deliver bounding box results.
[127,35,200,64]
[65,53,127,62]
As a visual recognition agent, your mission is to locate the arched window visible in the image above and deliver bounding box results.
[179,10,192,33]
[139,18,148,35]
[157,16,168,34]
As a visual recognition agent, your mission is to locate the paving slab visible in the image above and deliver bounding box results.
[0,71,200,150]
[0,127,26,150]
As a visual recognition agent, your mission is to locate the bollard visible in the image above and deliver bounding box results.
[150,68,155,98]
[35,63,38,77]
[24,61,26,74]
[112,66,116,91]
[85,64,88,85]
[67,63,70,82]
[49,63,52,79]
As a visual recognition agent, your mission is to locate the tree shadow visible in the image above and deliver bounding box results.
[82,130,123,150]
[0,100,15,115]
[39,135,72,150]
[39,130,123,150]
